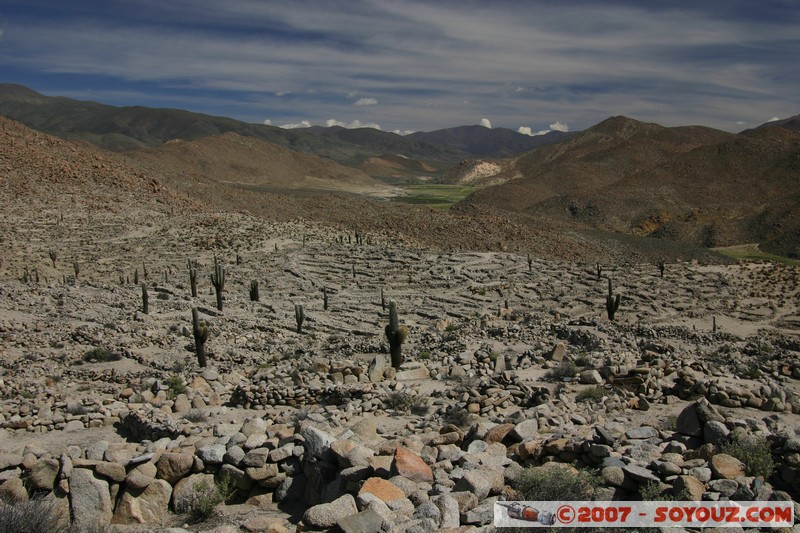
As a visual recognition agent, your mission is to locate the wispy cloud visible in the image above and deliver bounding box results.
[1,0,798,132]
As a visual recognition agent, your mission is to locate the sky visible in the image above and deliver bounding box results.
[1,0,798,135]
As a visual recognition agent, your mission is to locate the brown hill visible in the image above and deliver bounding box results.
[0,116,192,217]
[124,132,395,199]
[457,117,800,256]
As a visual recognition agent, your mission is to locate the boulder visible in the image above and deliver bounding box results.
[69,468,112,532]
[155,453,194,485]
[114,479,172,524]
[393,447,433,483]
[303,493,358,529]
[710,454,746,480]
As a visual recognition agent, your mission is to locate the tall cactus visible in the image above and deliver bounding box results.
[295,304,305,334]
[323,287,328,310]
[385,301,408,369]
[606,277,621,321]
[141,283,149,314]
[188,258,198,297]
[192,308,209,367]
[211,256,225,311]
[657,259,665,278]
[250,280,260,302]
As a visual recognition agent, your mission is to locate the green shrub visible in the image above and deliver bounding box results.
[0,496,69,533]
[384,391,428,416]
[546,361,578,381]
[573,354,593,367]
[638,480,680,501]
[182,409,208,423]
[721,435,775,478]
[165,375,188,399]
[576,386,605,403]
[442,407,470,428]
[82,347,121,363]
[515,464,600,501]
[186,474,236,523]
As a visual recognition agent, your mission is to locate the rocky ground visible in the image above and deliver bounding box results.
[1,205,800,532]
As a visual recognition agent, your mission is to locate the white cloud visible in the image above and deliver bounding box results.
[325,119,382,129]
[480,118,492,128]
[767,116,781,122]
[736,121,746,125]
[519,121,570,136]
[263,119,272,125]
[279,120,311,129]
[354,97,377,106]
[392,129,415,135]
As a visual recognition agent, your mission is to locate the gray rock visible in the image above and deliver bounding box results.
[548,342,567,361]
[114,479,172,524]
[461,497,497,525]
[26,458,60,490]
[708,478,738,497]
[688,466,712,483]
[125,461,157,490]
[623,464,660,483]
[69,468,112,532]
[368,354,386,383]
[196,444,226,464]
[303,493,358,529]
[433,494,461,528]
[241,417,269,437]
[703,420,730,446]
[626,426,659,440]
[579,370,603,384]
[275,472,307,502]
[337,508,383,533]
[511,419,539,441]
[303,425,336,461]
[223,445,245,466]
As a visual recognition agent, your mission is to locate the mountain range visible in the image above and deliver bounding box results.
[2,82,798,260]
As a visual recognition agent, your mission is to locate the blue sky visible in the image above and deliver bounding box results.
[1,0,798,134]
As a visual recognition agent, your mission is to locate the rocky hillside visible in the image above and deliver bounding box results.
[457,117,800,256]
[125,132,395,198]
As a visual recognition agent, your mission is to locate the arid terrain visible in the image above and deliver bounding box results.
[2,108,800,532]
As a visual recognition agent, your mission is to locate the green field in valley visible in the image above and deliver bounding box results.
[392,184,478,211]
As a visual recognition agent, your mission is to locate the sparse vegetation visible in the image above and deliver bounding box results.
[165,375,187,399]
[0,496,69,533]
[576,385,605,403]
[82,347,121,363]
[546,360,578,381]
[185,474,236,523]
[515,465,600,501]
[721,434,775,479]
[384,391,428,415]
